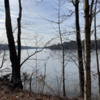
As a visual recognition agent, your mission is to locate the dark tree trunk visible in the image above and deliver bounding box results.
[75,0,84,98]
[4,0,23,89]
[84,0,91,100]
[89,0,94,32]
[4,0,17,66]
[17,0,22,65]
[11,63,23,89]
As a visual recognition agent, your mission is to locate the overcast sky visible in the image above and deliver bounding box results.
[0,0,100,46]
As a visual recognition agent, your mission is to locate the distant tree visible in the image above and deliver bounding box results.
[57,0,66,96]
[42,0,73,96]
[4,0,23,89]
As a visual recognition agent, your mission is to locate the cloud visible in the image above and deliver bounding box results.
[0,0,99,46]
[0,0,75,45]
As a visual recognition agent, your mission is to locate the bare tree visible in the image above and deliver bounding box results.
[40,0,74,96]
[4,0,23,89]
[94,0,100,99]
[84,0,91,100]
[72,0,84,97]
[17,0,22,70]
[57,0,65,96]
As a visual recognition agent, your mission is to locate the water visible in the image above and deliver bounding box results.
[0,49,99,97]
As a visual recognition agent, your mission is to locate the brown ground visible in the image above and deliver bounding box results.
[0,82,84,100]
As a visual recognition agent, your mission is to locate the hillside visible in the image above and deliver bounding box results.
[0,44,39,50]
[48,40,100,50]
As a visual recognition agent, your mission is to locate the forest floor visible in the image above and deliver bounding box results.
[0,82,97,100]
[0,80,84,100]
[0,74,85,100]
[0,74,96,100]
[0,87,84,100]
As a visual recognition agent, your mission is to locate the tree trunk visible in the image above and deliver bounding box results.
[11,64,23,89]
[89,0,94,32]
[17,0,22,65]
[4,0,23,89]
[57,1,66,96]
[62,48,65,96]
[4,0,17,66]
[94,0,100,99]
[75,0,84,98]
[84,0,91,100]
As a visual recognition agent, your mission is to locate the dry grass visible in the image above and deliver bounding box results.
[0,81,84,100]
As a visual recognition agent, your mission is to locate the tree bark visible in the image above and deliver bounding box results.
[11,64,23,88]
[75,0,84,98]
[84,0,91,100]
[94,0,100,99]
[17,0,22,65]
[4,0,23,89]
[89,0,94,32]
[4,0,17,67]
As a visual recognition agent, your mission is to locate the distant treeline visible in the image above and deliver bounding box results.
[48,40,100,50]
[0,44,38,50]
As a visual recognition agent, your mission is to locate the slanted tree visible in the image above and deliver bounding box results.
[84,0,91,100]
[4,0,23,89]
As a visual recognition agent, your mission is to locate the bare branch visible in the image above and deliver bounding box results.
[20,37,56,67]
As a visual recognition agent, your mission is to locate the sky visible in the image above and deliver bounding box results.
[0,0,100,46]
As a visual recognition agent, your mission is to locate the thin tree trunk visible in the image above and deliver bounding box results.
[84,0,91,100]
[62,48,65,96]
[75,0,84,97]
[58,0,66,96]
[90,0,94,32]
[17,0,22,66]
[94,0,100,99]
